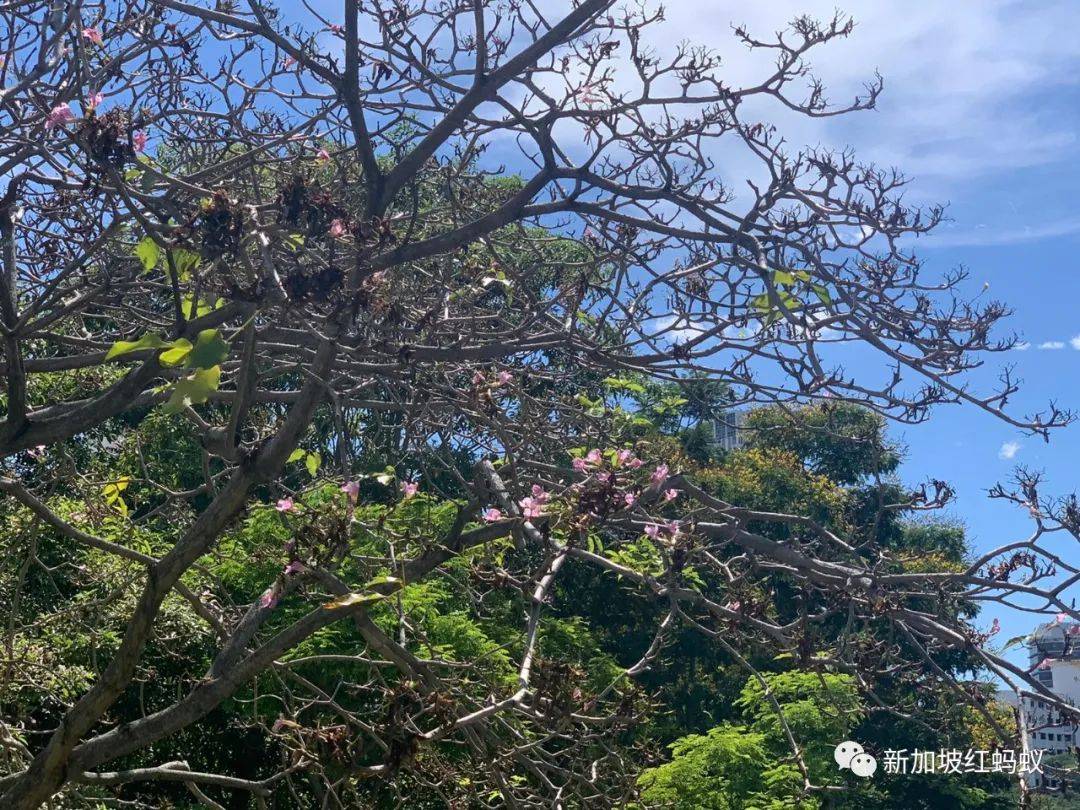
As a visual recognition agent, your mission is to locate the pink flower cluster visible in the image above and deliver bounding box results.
[519,484,549,518]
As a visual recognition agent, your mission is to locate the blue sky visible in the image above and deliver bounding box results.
[658,1,1080,655]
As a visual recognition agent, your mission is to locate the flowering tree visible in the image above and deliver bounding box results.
[0,1,1076,806]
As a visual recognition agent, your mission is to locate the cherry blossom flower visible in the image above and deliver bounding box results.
[132,130,148,152]
[284,561,306,576]
[725,600,742,612]
[328,218,347,238]
[663,488,679,502]
[596,471,611,483]
[259,587,279,610]
[572,457,588,472]
[1057,612,1068,624]
[627,457,644,469]
[283,55,297,69]
[623,492,636,507]
[530,484,550,503]
[584,448,603,465]
[401,480,419,499]
[650,463,669,486]
[518,496,544,518]
[577,83,603,106]
[615,449,635,467]
[327,23,343,33]
[45,103,74,131]
[644,523,661,539]
[82,27,103,46]
[482,507,503,522]
[990,618,1001,635]
[340,480,360,501]
[472,370,486,386]
[495,370,513,386]
[275,497,294,512]
[315,147,330,162]
[88,92,104,109]
[665,520,681,538]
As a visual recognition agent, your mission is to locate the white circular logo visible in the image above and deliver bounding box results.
[850,752,878,778]
[834,741,864,769]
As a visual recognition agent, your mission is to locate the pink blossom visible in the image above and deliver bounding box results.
[595,471,611,483]
[584,448,603,466]
[88,92,104,109]
[990,618,1001,636]
[401,481,419,499]
[663,488,679,502]
[615,449,634,467]
[1057,612,1069,624]
[627,457,644,469]
[315,147,330,162]
[132,130,148,152]
[328,218,347,238]
[82,27,103,46]
[26,445,45,459]
[45,103,74,131]
[530,484,550,503]
[472,370,486,386]
[327,23,343,33]
[482,507,503,522]
[572,457,588,472]
[665,520,681,538]
[275,497,294,512]
[283,55,297,69]
[259,587,279,610]
[340,480,360,501]
[577,83,603,106]
[495,370,513,386]
[650,464,669,486]
[623,492,636,507]
[644,523,661,539]
[518,496,544,519]
[725,600,742,612]
[284,561,306,576]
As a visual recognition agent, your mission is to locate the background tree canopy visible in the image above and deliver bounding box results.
[0,1,1077,807]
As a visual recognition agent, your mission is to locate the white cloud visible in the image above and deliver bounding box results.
[1038,341,1065,350]
[998,441,1021,460]
[1071,335,1080,350]
[1013,342,1030,351]
[656,1,1080,216]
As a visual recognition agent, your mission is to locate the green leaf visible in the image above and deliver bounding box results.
[187,329,229,369]
[158,339,193,367]
[602,376,646,394]
[102,476,132,517]
[811,283,832,306]
[164,366,221,414]
[287,449,306,463]
[135,237,160,274]
[773,270,795,287]
[180,293,223,320]
[323,591,386,609]
[1001,635,1028,652]
[304,451,321,478]
[105,332,169,360]
[168,248,201,281]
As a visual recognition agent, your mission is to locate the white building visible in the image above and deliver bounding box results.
[1018,621,1080,791]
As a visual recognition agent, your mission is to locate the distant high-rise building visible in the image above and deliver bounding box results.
[710,410,747,452]
[1010,620,1080,792]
